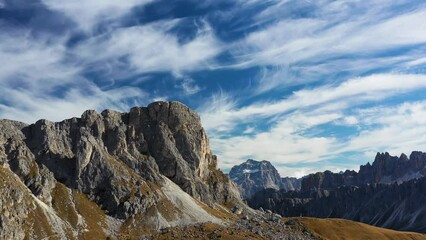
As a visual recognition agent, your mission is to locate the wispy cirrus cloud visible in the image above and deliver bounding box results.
[41,0,154,30]
[201,73,426,176]
[226,1,426,93]
[201,73,426,135]
[237,8,426,66]
[0,31,77,90]
[75,20,222,76]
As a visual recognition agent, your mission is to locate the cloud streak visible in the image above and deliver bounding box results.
[42,0,154,30]
[202,73,426,176]
[201,74,426,135]
[74,20,222,78]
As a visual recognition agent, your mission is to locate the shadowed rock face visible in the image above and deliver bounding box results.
[0,101,243,239]
[229,159,301,199]
[247,152,426,233]
[249,178,426,233]
[300,152,426,192]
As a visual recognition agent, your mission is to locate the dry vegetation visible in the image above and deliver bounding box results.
[72,190,109,239]
[149,222,265,240]
[297,217,426,240]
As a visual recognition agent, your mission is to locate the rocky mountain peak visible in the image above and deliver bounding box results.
[300,151,426,192]
[229,159,282,199]
[0,101,245,239]
[229,159,301,199]
[359,151,426,184]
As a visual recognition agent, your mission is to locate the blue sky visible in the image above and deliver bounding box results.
[1,0,426,177]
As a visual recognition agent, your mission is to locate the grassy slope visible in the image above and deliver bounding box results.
[297,217,426,240]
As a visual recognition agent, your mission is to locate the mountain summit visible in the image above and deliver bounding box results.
[229,159,301,199]
[0,101,245,239]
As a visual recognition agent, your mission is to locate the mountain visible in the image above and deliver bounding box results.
[0,101,246,239]
[1,101,424,239]
[229,159,301,199]
[250,178,426,233]
[301,152,426,192]
[358,152,426,184]
[247,151,426,233]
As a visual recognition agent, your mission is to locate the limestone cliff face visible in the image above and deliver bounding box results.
[0,101,243,239]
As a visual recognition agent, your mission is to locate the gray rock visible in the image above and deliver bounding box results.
[248,151,426,233]
[229,159,301,200]
[0,101,247,239]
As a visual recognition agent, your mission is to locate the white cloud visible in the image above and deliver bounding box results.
[180,77,202,95]
[203,73,426,175]
[75,20,222,75]
[0,31,79,90]
[341,101,426,155]
[211,111,339,168]
[243,126,255,134]
[236,7,426,67]
[198,92,238,133]
[405,56,426,67]
[0,85,146,124]
[201,73,426,134]
[338,116,359,126]
[228,2,426,93]
[42,0,153,31]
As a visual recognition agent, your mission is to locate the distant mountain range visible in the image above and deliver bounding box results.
[230,152,426,233]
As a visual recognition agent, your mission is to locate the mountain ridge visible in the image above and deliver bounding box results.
[245,151,426,233]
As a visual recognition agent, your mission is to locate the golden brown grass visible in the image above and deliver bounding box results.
[73,190,109,240]
[51,182,79,228]
[296,217,426,240]
[152,222,265,240]
[195,200,236,222]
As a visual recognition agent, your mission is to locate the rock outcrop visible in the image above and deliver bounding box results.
[229,159,301,199]
[358,152,426,184]
[0,101,244,239]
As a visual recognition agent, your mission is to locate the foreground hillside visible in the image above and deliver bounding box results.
[147,217,426,240]
[298,218,426,240]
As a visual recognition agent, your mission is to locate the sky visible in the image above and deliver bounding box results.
[1,0,426,177]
